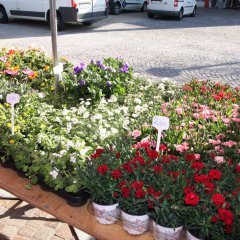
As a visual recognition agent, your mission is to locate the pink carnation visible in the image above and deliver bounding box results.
[176,107,183,115]
[222,141,237,148]
[131,130,141,139]
[209,139,221,145]
[214,156,225,164]
[193,113,200,119]
[232,118,240,122]
[175,142,189,152]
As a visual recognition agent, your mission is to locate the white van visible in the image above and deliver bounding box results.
[147,0,197,20]
[109,0,147,15]
[0,0,108,30]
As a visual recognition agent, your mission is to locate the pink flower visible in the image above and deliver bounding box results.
[209,139,221,145]
[193,113,200,119]
[4,70,19,75]
[175,142,189,152]
[131,130,141,139]
[232,118,240,122]
[0,56,7,62]
[222,141,237,148]
[176,107,183,115]
[189,121,194,128]
[214,156,226,164]
[222,118,230,124]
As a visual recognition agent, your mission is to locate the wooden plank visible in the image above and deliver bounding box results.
[0,166,154,240]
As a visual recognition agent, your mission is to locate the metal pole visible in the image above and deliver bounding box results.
[49,0,60,95]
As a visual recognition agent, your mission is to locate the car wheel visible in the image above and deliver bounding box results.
[190,6,197,17]
[110,3,121,15]
[83,21,93,26]
[148,13,154,18]
[141,2,147,12]
[177,8,183,21]
[0,6,8,23]
[57,12,64,31]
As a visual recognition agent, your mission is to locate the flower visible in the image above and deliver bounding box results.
[185,192,200,206]
[211,193,225,206]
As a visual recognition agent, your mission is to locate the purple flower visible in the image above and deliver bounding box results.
[96,60,102,66]
[106,81,112,87]
[90,59,95,64]
[74,63,86,74]
[79,79,86,86]
[124,62,129,68]
[119,66,128,73]
[107,67,113,72]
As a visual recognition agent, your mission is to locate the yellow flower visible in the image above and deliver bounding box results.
[14,125,20,131]
[9,139,14,144]
[51,87,54,91]
[12,66,20,71]
[7,123,11,127]
[43,65,49,71]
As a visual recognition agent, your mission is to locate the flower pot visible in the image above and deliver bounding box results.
[152,221,183,240]
[92,202,119,224]
[186,230,202,240]
[121,211,149,235]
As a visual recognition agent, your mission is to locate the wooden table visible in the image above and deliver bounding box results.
[0,166,154,240]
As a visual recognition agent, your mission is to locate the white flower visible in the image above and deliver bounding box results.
[52,153,62,158]
[111,128,118,134]
[109,95,117,102]
[38,92,45,98]
[59,150,67,155]
[50,169,58,179]
[85,102,91,106]
[134,105,142,112]
[70,156,76,163]
[62,109,69,116]
[134,98,142,104]
[71,118,78,124]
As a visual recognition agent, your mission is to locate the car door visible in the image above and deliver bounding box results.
[92,0,107,18]
[19,0,44,19]
[4,0,19,17]
[77,0,93,20]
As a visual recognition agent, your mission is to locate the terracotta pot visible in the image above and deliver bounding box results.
[121,211,149,235]
[92,202,119,224]
[152,221,183,240]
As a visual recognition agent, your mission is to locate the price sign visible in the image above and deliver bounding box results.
[152,116,170,152]
[6,93,20,135]
[6,93,20,105]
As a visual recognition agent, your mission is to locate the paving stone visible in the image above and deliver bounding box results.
[1,225,18,239]
[25,219,44,228]
[44,221,60,229]
[12,236,26,240]
[17,226,35,238]
[55,224,73,240]
[33,225,55,240]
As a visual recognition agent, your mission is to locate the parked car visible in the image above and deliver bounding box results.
[146,0,197,20]
[0,0,108,30]
[109,0,147,15]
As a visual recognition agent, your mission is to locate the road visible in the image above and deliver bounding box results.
[0,7,240,86]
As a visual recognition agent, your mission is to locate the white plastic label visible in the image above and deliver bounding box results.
[6,93,20,135]
[152,116,169,131]
[53,63,63,74]
[6,93,20,105]
[152,116,170,152]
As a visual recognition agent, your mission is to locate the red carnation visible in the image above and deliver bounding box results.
[211,215,219,223]
[96,148,104,155]
[184,186,196,195]
[218,208,234,225]
[135,189,146,199]
[204,182,215,194]
[133,155,145,166]
[111,170,122,179]
[119,180,126,187]
[121,187,130,198]
[225,225,233,235]
[122,162,133,173]
[191,162,205,171]
[194,174,209,183]
[97,164,109,174]
[147,186,155,194]
[185,192,200,206]
[153,191,161,199]
[113,192,118,198]
[208,169,222,180]
[185,153,200,161]
[148,150,159,160]
[235,165,240,173]
[211,193,225,206]
[159,144,167,151]
[153,165,163,173]
[131,181,144,189]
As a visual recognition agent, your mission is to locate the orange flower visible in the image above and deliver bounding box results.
[8,49,16,55]
[43,65,49,71]
[28,71,38,80]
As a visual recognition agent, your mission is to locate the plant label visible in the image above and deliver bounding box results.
[152,116,170,152]
[6,93,20,105]
[6,93,20,135]
[53,63,63,75]
[152,116,169,131]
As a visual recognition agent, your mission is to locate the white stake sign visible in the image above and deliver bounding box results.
[6,93,20,135]
[152,116,170,152]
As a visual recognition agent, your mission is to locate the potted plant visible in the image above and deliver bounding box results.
[81,147,124,224]
[147,153,185,240]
